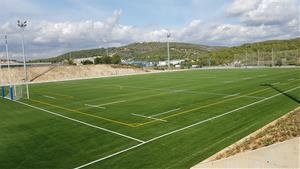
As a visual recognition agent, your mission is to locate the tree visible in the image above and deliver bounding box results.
[111,54,121,64]
[94,57,102,64]
[101,56,112,64]
[67,59,76,65]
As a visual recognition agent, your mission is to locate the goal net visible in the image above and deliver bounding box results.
[1,84,26,100]
[13,83,27,100]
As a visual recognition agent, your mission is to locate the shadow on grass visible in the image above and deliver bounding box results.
[261,83,300,104]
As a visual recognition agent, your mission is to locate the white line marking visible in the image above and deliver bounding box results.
[131,113,167,122]
[97,100,127,106]
[74,85,300,169]
[242,77,253,80]
[288,78,295,81]
[12,100,145,143]
[84,104,106,109]
[258,74,267,77]
[223,93,240,98]
[239,95,266,99]
[74,142,146,169]
[43,95,56,99]
[271,82,280,85]
[150,108,181,117]
[224,81,234,83]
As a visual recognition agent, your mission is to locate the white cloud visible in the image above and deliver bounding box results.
[0,1,299,60]
[227,0,261,16]
[227,0,299,26]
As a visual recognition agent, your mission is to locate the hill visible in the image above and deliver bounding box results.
[33,42,223,63]
[33,38,300,65]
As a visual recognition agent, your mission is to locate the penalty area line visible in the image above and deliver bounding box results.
[12,100,145,144]
[74,85,300,169]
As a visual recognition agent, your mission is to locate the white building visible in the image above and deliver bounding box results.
[158,59,185,66]
[73,57,98,65]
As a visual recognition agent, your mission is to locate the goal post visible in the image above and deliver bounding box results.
[1,84,26,100]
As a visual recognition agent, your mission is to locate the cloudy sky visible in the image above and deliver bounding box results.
[0,0,299,60]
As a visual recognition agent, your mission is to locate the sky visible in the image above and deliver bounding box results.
[0,0,299,60]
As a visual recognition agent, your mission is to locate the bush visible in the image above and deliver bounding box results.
[111,55,121,64]
[94,56,112,64]
[81,60,93,65]
[94,57,102,64]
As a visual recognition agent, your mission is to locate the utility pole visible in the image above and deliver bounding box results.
[167,31,171,69]
[17,20,29,99]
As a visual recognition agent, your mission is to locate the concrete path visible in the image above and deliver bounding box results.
[192,137,300,169]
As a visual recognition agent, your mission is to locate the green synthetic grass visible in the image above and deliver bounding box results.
[0,68,299,169]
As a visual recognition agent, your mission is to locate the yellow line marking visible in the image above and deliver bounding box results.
[29,99,135,127]
[134,84,289,127]
[35,91,74,99]
[77,91,179,111]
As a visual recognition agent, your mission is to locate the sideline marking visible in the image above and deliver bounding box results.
[74,85,300,169]
[136,81,296,127]
[11,100,145,143]
[150,108,181,117]
[223,93,240,98]
[131,113,167,122]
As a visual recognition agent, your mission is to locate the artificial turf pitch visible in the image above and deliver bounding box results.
[0,68,299,169]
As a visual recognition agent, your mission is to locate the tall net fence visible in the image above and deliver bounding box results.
[233,49,300,67]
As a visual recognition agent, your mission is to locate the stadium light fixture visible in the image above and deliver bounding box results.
[17,20,30,99]
[167,31,171,69]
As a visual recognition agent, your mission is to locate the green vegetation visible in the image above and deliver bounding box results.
[1,68,299,168]
[94,55,121,65]
[81,60,93,65]
[33,38,299,66]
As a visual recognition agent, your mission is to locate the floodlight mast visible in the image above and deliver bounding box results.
[167,32,171,69]
[4,33,12,89]
[17,20,29,99]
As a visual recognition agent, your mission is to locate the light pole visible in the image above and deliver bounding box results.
[4,33,13,99]
[17,20,29,99]
[167,31,171,69]
[245,49,248,68]
[271,48,274,67]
